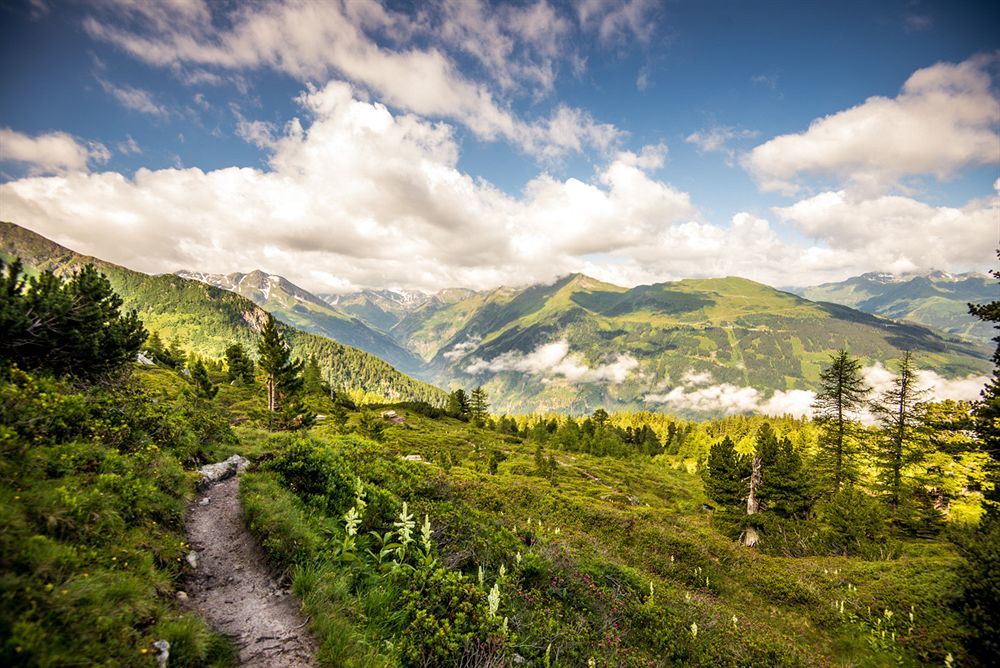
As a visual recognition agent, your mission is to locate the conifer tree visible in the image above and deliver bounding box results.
[870,351,926,510]
[0,259,146,378]
[968,259,1000,516]
[256,314,304,413]
[302,354,324,396]
[702,436,748,508]
[224,343,255,384]
[190,358,218,399]
[446,389,470,418]
[813,349,870,492]
[469,386,489,424]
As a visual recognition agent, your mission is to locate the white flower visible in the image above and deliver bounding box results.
[420,514,432,552]
[488,583,500,617]
[343,506,361,537]
[690,622,698,638]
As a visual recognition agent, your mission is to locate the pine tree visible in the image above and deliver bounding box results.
[0,258,146,378]
[968,259,1000,516]
[759,435,813,519]
[302,354,324,396]
[702,436,748,508]
[870,351,926,510]
[469,386,489,424]
[446,389,470,418]
[224,343,255,384]
[813,349,870,492]
[256,314,304,413]
[190,358,218,399]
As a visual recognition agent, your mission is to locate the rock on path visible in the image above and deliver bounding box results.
[184,474,316,667]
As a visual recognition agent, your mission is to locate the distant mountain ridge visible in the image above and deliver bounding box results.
[176,270,424,374]
[794,270,995,343]
[0,222,444,404]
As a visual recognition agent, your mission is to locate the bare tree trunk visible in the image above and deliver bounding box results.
[744,454,762,547]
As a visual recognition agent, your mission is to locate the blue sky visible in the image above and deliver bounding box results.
[0,0,997,293]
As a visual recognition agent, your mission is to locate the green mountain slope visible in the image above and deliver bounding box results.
[795,271,995,343]
[398,273,990,414]
[0,222,444,404]
[176,270,424,374]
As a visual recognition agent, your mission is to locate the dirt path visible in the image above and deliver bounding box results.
[183,475,317,667]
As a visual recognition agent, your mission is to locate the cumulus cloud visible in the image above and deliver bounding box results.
[1,80,995,293]
[773,186,998,273]
[81,0,622,159]
[0,128,109,174]
[686,126,759,154]
[744,55,1000,195]
[466,340,638,385]
[443,336,482,360]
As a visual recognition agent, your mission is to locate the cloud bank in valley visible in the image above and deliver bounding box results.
[465,339,638,385]
[644,366,988,417]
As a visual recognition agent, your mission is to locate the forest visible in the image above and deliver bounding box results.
[0,256,997,666]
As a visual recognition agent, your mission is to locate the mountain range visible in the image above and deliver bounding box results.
[1,221,992,415]
[794,270,995,344]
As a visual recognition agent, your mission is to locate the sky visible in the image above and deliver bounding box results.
[0,0,997,295]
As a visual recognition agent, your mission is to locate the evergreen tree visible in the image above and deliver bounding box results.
[302,354,324,396]
[968,259,1000,516]
[960,257,1000,663]
[702,436,748,508]
[469,386,490,424]
[145,331,167,363]
[759,434,813,519]
[256,314,304,414]
[812,349,870,492]
[165,336,186,369]
[357,411,386,442]
[330,404,350,434]
[592,408,609,429]
[0,259,146,379]
[189,358,218,399]
[224,343,255,384]
[446,389,470,418]
[870,351,926,510]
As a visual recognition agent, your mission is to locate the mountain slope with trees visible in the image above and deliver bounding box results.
[0,222,443,405]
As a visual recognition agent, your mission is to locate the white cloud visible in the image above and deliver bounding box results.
[744,55,1000,195]
[686,126,758,154]
[645,371,814,417]
[466,339,638,384]
[98,78,169,117]
[81,0,620,159]
[0,128,109,174]
[644,365,988,417]
[773,187,998,273]
[443,336,482,360]
[577,0,658,45]
[1,81,995,294]
[116,135,142,155]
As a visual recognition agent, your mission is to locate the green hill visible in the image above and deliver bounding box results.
[0,222,444,404]
[796,271,995,343]
[395,273,990,414]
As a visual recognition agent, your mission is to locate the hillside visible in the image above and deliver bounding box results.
[176,270,424,374]
[395,273,990,414]
[795,271,995,343]
[0,222,444,404]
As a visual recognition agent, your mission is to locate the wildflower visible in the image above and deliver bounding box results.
[394,502,415,556]
[839,600,845,615]
[884,609,892,620]
[488,583,500,617]
[343,506,361,537]
[502,616,509,634]
[353,477,367,512]
[588,659,596,668]
[499,564,507,580]
[420,514,433,553]
[945,653,955,668]
[690,622,698,639]
[515,551,522,565]
[649,582,654,598]
[685,592,691,603]
[732,614,738,628]
[478,565,485,586]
